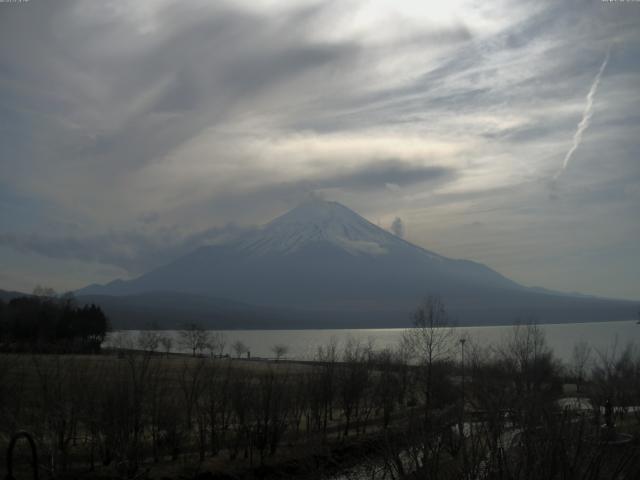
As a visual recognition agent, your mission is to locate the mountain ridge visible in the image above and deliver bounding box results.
[79,199,521,298]
[75,199,637,327]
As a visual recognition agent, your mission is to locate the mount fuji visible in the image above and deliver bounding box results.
[77,199,636,328]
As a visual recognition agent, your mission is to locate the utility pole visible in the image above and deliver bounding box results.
[459,336,467,474]
[460,337,466,415]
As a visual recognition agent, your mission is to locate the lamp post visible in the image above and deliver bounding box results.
[460,337,466,415]
[5,431,39,480]
[459,337,467,471]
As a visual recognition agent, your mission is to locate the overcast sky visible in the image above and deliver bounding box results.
[1,0,639,300]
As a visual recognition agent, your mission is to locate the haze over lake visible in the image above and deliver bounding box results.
[110,320,640,363]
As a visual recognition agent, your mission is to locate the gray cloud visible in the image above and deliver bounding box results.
[317,160,454,191]
[0,224,253,274]
[179,159,457,223]
[390,217,404,238]
[0,1,362,191]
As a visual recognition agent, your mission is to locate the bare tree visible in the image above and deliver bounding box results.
[337,338,372,437]
[111,330,134,354]
[498,321,557,397]
[179,323,210,357]
[570,340,592,393]
[370,348,399,429]
[207,331,227,358]
[137,330,161,354]
[177,358,207,457]
[271,344,289,361]
[232,340,248,359]
[315,338,339,436]
[403,295,454,362]
[159,335,173,357]
[590,341,637,422]
[402,295,455,422]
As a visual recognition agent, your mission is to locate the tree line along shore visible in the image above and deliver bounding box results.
[0,288,108,354]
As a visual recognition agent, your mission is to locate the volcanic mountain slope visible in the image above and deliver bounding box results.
[78,199,637,327]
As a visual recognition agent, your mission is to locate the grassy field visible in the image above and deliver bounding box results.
[0,350,416,480]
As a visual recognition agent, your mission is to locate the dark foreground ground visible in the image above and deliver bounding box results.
[3,327,640,480]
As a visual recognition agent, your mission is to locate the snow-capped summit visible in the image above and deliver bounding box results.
[237,198,411,256]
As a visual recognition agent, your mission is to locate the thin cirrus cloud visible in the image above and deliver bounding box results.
[0,0,639,298]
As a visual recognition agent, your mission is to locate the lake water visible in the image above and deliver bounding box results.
[109,320,640,363]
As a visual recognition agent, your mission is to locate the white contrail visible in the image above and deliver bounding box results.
[554,50,610,181]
